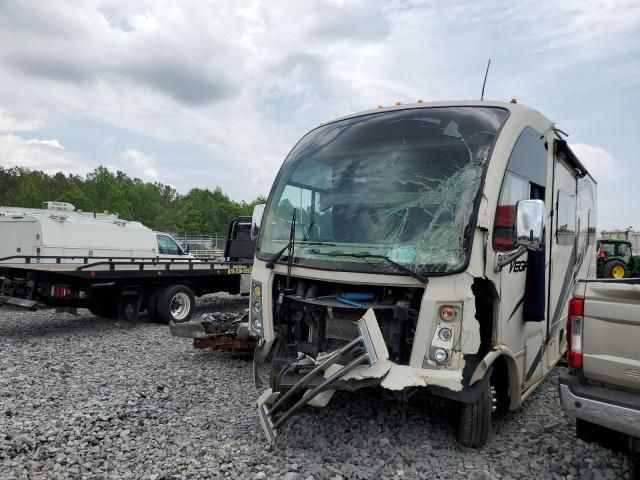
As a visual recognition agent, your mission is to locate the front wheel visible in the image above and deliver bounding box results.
[155,285,196,324]
[456,381,493,447]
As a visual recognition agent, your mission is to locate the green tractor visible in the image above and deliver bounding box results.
[596,239,640,278]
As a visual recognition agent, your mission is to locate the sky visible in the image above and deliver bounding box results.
[0,0,638,230]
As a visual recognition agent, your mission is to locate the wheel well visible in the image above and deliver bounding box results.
[490,355,510,410]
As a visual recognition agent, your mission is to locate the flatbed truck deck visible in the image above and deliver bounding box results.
[0,256,252,323]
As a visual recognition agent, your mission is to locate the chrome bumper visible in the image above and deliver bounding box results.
[559,374,640,439]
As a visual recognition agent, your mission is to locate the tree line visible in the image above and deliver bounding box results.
[0,166,266,235]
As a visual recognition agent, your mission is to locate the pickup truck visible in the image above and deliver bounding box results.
[559,278,640,475]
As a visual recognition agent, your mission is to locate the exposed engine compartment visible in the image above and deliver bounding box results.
[272,274,424,365]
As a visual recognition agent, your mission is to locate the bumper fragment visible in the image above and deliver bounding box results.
[256,309,388,445]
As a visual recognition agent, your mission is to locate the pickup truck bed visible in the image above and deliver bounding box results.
[559,278,640,461]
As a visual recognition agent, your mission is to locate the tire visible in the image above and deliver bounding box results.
[575,418,600,444]
[456,381,492,447]
[88,294,119,318]
[155,285,195,325]
[603,260,627,279]
[145,288,163,322]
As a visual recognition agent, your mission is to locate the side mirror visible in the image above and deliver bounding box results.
[495,199,545,272]
[515,199,545,251]
[251,204,266,241]
[184,244,190,254]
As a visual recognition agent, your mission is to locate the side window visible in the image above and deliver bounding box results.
[157,235,180,255]
[556,191,576,245]
[588,210,596,245]
[492,126,547,253]
[618,243,631,257]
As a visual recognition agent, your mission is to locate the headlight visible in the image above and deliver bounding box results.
[249,280,263,336]
[434,348,448,364]
[438,327,453,342]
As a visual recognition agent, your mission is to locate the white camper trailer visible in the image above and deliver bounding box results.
[0,204,188,260]
[251,100,597,447]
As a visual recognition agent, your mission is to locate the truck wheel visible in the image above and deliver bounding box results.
[89,295,119,318]
[575,418,600,443]
[456,381,492,447]
[156,285,195,324]
[145,288,162,322]
[603,260,627,279]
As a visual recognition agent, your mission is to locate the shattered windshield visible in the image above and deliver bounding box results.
[258,106,509,275]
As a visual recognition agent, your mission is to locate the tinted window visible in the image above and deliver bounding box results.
[492,127,548,252]
[557,190,576,245]
[588,210,596,245]
[505,127,547,187]
[157,235,180,255]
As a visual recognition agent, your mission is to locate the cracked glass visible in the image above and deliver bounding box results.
[258,106,509,275]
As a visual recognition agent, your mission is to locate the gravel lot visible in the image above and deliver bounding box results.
[0,294,632,479]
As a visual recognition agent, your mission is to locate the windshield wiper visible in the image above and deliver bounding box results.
[265,211,335,270]
[265,241,336,269]
[310,250,429,284]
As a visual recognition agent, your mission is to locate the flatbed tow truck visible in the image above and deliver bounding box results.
[0,217,255,323]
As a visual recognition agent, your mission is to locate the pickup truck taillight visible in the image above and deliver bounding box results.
[567,297,584,369]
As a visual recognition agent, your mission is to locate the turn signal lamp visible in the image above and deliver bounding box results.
[395,101,402,106]
[417,99,424,103]
[440,305,457,322]
[510,98,518,104]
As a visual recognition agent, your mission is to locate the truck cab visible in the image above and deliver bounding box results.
[250,100,597,447]
[155,232,192,258]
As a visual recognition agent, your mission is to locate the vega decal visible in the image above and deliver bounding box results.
[509,260,528,273]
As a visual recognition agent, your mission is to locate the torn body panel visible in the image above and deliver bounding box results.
[257,310,388,445]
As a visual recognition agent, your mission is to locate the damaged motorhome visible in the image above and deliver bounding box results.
[250,100,597,446]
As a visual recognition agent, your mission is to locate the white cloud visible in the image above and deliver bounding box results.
[25,138,65,150]
[0,108,44,133]
[570,143,622,182]
[0,134,86,174]
[111,148,159,181]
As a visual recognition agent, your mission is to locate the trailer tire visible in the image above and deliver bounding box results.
[603,260,627,279]
[145,288,162,322]
[156,285,195,324]
[89,295,120,318]
[456,381,492,448]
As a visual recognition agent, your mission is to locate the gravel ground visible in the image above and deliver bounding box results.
[0,294,632,479]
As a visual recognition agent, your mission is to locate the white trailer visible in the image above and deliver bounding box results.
[250,100,597,447]
[0,205,188,260]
